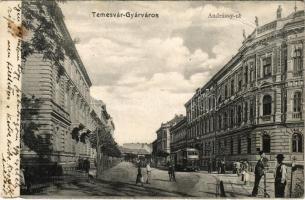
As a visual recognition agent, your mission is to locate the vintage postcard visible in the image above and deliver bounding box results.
[0,0,304,198]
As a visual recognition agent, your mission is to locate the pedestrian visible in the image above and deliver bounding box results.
[171,162,176,182]
[243,161,250,185]
[136,165,144,186]
[251,151,266,197]
[146,162,152,184]
[217,159,221,174]
[236,161,241,176]
[274,154,287,198]
[168,161,173,181]
[221,160,226,174]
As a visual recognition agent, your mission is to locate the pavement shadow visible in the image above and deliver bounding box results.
[94,178,195,197]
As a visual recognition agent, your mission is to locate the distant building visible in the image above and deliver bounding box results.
[120,143,152,162]
[122,143,152,154]
[170,116,187,153]
[155,114,184,165]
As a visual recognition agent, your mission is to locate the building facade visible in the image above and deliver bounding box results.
[156,114,185,154]
[184,9,304,169]
[21,2,112,172]
[170,116,187,153]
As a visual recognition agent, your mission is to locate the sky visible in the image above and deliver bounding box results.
[60,1,303,145]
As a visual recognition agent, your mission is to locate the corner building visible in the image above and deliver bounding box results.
[185,9,304,169]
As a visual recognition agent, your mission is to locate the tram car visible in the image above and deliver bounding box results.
[171,148,200,171]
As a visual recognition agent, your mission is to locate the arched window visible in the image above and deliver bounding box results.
[262,134,271,153]
[293,92,302,113]
[263,95,272,116]
[292,133,303,153]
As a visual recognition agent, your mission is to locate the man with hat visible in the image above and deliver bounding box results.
[274,154,287,198]
[251,151,266,197]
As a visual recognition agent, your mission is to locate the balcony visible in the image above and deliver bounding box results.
[293,71,303,77]
[261,115,271,121]
[292,112,302,119]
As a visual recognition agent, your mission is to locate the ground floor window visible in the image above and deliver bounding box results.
[292,133,303,153]
[247,136,251,154]
[262,134,270,153]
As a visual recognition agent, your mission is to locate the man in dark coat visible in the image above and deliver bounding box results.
[251,151,266,197]
[274,154,287,198]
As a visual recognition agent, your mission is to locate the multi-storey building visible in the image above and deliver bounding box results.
[185,8,304,169]
[170,116,187,153]
[156,114,185,154]
[155,114,184,165]
[21,2,111,172]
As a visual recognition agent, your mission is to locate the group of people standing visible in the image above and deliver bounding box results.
[167,161,176,182]
[252,151,288,198]
[135,161,152,186]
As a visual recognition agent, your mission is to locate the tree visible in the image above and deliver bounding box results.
[22,0,76,79]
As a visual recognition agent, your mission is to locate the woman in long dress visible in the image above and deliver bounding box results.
[136,164,144,186]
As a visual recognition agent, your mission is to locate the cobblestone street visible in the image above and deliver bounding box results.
[23,161,279,198]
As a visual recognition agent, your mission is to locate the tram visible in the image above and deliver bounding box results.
[171,148,200,171]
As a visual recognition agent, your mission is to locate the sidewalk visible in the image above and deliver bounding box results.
[209,172,275,198]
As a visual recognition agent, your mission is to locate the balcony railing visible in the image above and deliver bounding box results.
[292,112,302,119]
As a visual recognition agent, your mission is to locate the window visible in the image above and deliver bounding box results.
[238,74,242,91]
[247,136,251,154]
[237,106,242,125]
[244,66,248,84]
[210,117,213,132]
[250,101,254,120]
[225,85,228,99]
[218,96,222,104]
[237,137,241,154]
[292,133,303,153]
[293,49,303,76]
[293,92,302,112]
[231,79,235,96]
[218,115,222,130]
[263,95,272,115]
[218,140,221,154]
[224,112,227,129]
[230,138,234,155]
[230,109,234,127]
[262,134,270,153]
[263,57,272,78]
[244,102,248,122]
[212,141,214,154]
[250,63,254,82]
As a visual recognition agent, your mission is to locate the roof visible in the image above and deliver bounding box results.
[119,147,151,155]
